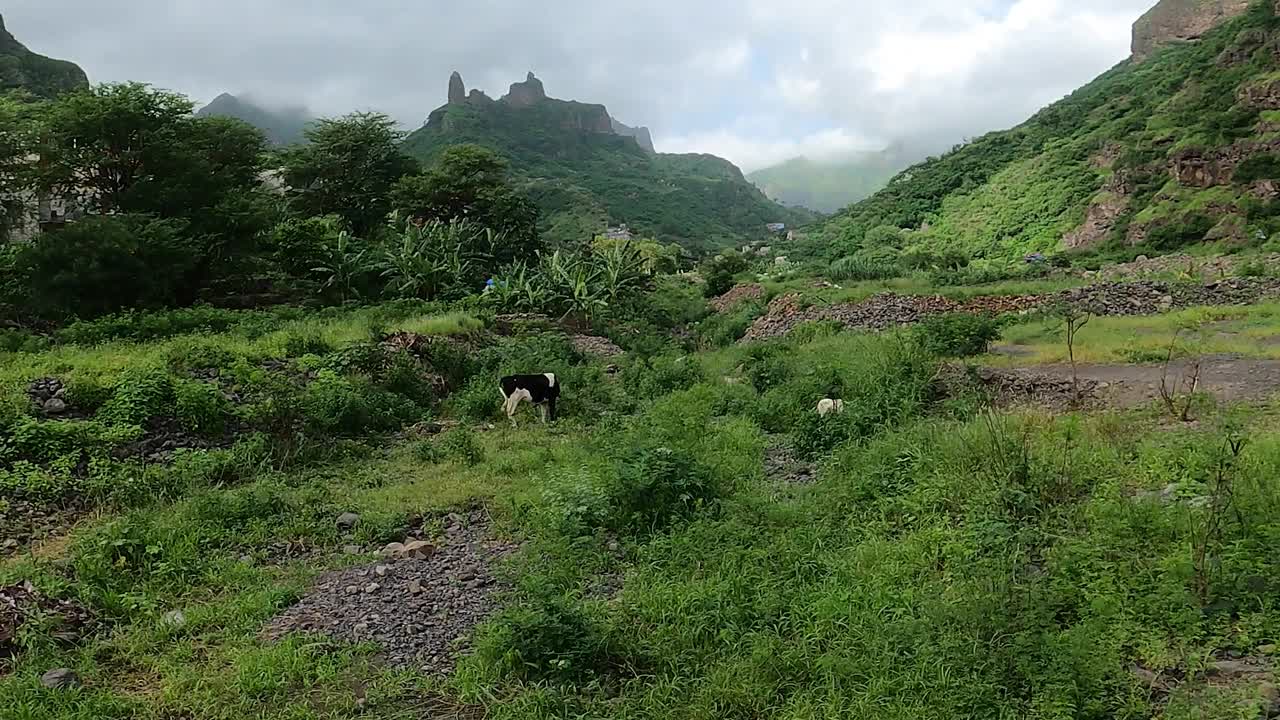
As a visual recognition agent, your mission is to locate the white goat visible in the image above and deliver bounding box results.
[817,398,845,417]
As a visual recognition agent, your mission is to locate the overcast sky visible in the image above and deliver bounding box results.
[5,0,1154,172]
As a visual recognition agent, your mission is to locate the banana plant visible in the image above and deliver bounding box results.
[311,230,372,303]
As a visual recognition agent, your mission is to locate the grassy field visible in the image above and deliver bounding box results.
[990,302,1280,365]
[5,299,1280,719]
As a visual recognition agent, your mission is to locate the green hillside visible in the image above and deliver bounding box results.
[195,93,313,146]
[748,147,918,213]
[814,0,1280,263]
[402,74,811,251]
[0,13,88,99]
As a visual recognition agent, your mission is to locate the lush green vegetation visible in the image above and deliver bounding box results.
[402,91,813,250]
[812,0,1280,264]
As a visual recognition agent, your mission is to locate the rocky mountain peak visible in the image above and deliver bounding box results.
[1132,0,1253,62]
[502,71,547,108]
[448,71,466,104]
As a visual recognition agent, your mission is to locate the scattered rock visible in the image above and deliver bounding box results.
[710,284,766,313]
[374,565,391,578]
[264,509,518,675]
[342,545,363,556]
[382,540,435,561]
[335,513,361,532]
[742,279,1280,343]
[764,437,817,486]
[569,335,624,358]
[40,668,81,690]
[2,583,95,663]
[161,610,187,628]
[42,398,68,415]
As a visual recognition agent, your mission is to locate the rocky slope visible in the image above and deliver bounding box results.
[195,93,314,146]
[0,13,88,99]
[403,72,810,250]
[1133,0,1254,61]
[815,0,1280,263]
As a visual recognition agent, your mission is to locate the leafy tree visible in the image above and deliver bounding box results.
[279,112,417,236]
[16,215,194,319]
[33,83,273,296]
[391,144,541,265]
[35,83,197,215]
[0,94,38,240]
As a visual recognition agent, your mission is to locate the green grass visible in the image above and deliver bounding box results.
[992,302,1280,364]
[7,308,1280,719]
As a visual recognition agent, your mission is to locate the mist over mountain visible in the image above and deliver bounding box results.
[194,93,314,146]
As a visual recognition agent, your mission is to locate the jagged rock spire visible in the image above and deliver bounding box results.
[448,71,466,104]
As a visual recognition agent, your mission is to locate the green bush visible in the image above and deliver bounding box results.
[164,338,239,373]
[98,368,176,427]
[829,255,900,281]
[471,592,608,683]
[697,301,764,349]
[913,313,1002,358]
[450,376,501,422]
[283,331,335,358]
[16,215,198,320]
[174,381,233,437]
[2,418,142,466]
[439,427,484,466]
[611,446,716,534]
[300,371,367,435]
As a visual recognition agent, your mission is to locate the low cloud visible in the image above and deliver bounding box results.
[5,0,1154,170]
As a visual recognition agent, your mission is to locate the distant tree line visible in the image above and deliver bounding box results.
[0,82,674,325]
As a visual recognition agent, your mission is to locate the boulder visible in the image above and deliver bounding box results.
[42,398,67,415]
[335,512,360,532]
[40,668,81,690]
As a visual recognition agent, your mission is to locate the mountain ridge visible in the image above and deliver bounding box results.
[0,13,89,99]
[194,93,314,146]
[404,72,809,250]
[812,0,1280,263]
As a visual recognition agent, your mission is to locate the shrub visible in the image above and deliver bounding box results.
[471,592,607,683]
[283,331,335,358]
[300,371,367,435]
[16,215,197,320]
[611,446,716,533]
[380,352,438,406]
[450,376,501,421]
[913,313,1002,358]
[64,376,115,415]
[98,368,176,427]
[829,255,900,282]
[703,268,735,299]
[174,381,233,437]
[3,418,142,466]
[163,338,239,373]
[439,427,484,466]
[697,301,764,349]
[620,355,704,404]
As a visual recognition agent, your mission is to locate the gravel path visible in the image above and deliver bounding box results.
[263,510,518,675]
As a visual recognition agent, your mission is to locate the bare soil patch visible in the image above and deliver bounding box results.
[952,355,1280,410]
[263,510,517,675]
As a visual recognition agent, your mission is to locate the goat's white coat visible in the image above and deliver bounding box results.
[817,398,845,417]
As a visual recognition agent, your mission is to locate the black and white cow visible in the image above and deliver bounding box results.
[499,374,560,425]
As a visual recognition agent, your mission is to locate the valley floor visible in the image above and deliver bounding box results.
[6,280,1280,720]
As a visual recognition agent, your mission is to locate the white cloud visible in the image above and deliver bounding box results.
[2,0,1155,171]
[660,127,881,173]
